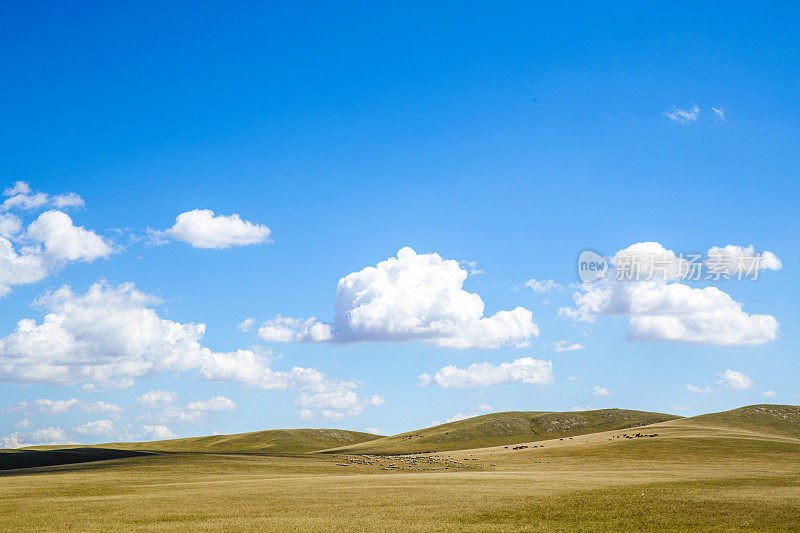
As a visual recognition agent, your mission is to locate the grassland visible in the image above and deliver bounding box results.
[79,428,381,454]
[19,428,380,456]
[673,404,800,437]
[0,448,153,471]
[2,405,799,531]
[322,408,679,454]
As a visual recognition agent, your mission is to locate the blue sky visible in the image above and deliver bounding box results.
[1,2,798,445]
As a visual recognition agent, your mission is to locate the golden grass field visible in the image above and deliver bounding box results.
[2,405,800,531]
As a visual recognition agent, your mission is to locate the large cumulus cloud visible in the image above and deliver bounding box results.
[252,247,538,349]
[559,242,779,345]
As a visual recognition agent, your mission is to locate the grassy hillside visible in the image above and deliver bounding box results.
[4,406,800,531]
[674,404,800,437]
[0,448,153,472]
[322,408,679,454]
[63,429,381,454]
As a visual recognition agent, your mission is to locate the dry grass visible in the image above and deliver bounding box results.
[2,412,800,531]
[23,428,381,454]
[323,408,679,454]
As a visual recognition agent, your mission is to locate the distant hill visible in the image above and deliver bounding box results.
[0,448,152,472]
[675,404,800,437]
[321,409,679,455]
[61,429,382,455]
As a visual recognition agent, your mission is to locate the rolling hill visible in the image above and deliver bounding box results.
[0,448,153,472]
[4,405,800,531]
[28,428,382,455]
[320,408,680,454]
[96,428,382,454]
[673,404,800,437]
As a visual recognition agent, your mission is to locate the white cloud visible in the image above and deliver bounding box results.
[145,227,170,246]
[143,408,206,426]
[296,390,384,419]
[255,248,538,349]
[161,209,271,249]
[685,384,714,394]
[559,242,779,345]
[257,315,301,342]
[9,398,122,415]
[186,396,237,411]
[434,405,496,424]
[571,405,598,411]
[138,425,176,441]
[237,318,256,332]
[1,426,74,449]
[712,107,725,120]
[0,282,381,420]
[610,242,689,281]
[51,193,84,209]
[462,261,484,275]
[135,390,177,409]
[1,181,84,212]
[2,181,31,197]
[686,371,754,394]
[706,245,782,277]
[256,315,333,343]
[0,237,52,297]
[720,369,753,390]
[0,282,193,387]
[553,340,585,352]
[364,427,382,435]
[0,213,22,238]
[664,105,700,123]
[761,390,776,399]
[0,204,112,297]
[79,380,133,393]
[73,419,114,436]
[14,418,32,429]
[26,210,112,262]
[526,278,563,294]
[626,284,776,345]
[592,386,611,396]
[418,357,553,388]
[298,408,315,420]
[256,316,295,342]
[334,248,538,348]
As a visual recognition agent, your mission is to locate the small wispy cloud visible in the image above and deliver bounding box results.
[592,385,611,397]
[553,340,585,352]
[664,105,700,123]
[719,369,753,390]
[462,261,485,276]
[685,369,754,394]
[686,384,714,394]
[761,390,776,399]
[525,278,563,294]
[237,318,256,332]
[711,107,726,120]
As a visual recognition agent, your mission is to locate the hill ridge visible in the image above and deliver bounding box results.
[319,408,680,455]
[25,428,382,454]
[674,404,800,437]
